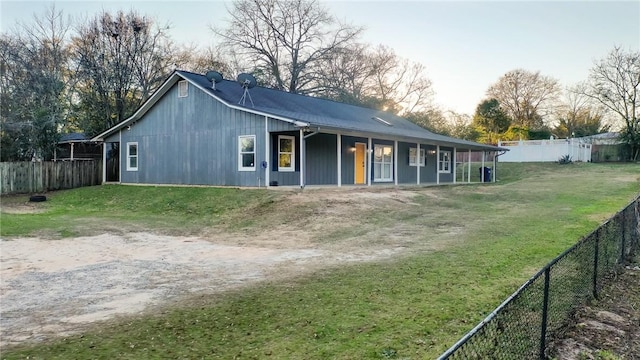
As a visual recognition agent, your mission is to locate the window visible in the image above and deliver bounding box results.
[439,150,451,173]
[126,142,138,171]
[178,80,188,97]
[278,135,295,172]
[373,145,393,182]
[238,135,255,171]
[409,147,425,167]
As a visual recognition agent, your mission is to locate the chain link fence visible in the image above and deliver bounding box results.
[438,195,640,360]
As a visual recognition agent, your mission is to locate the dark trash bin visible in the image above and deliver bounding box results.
[479,167,491,182]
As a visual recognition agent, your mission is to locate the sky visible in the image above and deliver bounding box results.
[1,0,639,116]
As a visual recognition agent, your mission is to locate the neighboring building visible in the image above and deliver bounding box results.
[55,133,102,161]
[583,132,627,162]
[92,70,505,187]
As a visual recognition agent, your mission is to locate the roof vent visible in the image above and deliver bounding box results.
[237,73,257,107]
[205,71,223,90]
[372,116,393,126]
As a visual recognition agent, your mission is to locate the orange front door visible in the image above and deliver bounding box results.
[355,143,366,184]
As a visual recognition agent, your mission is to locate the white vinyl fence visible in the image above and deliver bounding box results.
[498,139,592,163]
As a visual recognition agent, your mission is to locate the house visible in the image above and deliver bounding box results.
[91,70,505,187]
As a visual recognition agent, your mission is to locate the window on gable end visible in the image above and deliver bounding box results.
[178,80,188,98]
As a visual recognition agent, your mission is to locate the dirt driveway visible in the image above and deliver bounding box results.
[0,232,411,347]
[1,189,434,347]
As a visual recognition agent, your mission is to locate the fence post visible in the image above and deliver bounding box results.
[592,228,600,300]
[621,209,626,263]
[539,267,551,360]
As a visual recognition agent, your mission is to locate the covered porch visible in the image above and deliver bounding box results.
[266,130,503,188]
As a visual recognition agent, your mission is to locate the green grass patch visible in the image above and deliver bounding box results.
[1,185,281,237]
[2,163,639,359]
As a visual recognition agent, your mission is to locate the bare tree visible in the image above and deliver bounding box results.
[487,69,560,130]
[315,44,434,115]
[179,45,234,76]
[366,45,434,115]
[212,0,362,95]
[0,5,72,160]
[554,84,608,138]
[581,46,640,160]
[71,10,174,136]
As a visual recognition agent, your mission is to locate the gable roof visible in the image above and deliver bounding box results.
[92,70,505,151]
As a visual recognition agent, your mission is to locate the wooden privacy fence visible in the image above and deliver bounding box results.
[0,161,102,195]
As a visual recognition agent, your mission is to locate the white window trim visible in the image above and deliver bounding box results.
[373,144,393,182]
[278,135,295,172]
[238,135,256,171]
[439,150,451,173]
[409,147,426,167]
[126,142,138,171]
[178,80,188,98]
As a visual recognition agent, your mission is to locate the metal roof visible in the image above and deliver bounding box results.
[59,132,90,143]
[93,70,506,152]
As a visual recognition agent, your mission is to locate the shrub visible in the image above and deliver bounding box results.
[558,154,573,164]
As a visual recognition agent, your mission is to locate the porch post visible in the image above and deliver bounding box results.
[264,116,269,187]
[436,145,440,185]
[468,149,471,183]
[70,143,75,161]
[337,133,342,187]
[416,143,420,185]
[453,147,457,184]
[102,142,107,183]
[299,129,304,188]
[367,137,372,186]
[394,140,398,186]
[493,151,497,182]
[481,151,485,183]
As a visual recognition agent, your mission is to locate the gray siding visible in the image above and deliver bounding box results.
[111,82,269,187]
[397,142,416,184]
[423,145,437,183]
[305,133,337,185]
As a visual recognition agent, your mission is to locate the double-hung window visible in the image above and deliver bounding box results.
[373,145,393,182]
[278,135,295,171]
[126,142,138,171]
[409,147,425,167]
[238,135,255,171]
[439,150,451,173]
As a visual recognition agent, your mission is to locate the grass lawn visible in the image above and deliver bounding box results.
[1,162,639,359]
